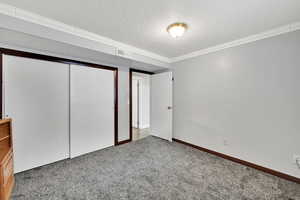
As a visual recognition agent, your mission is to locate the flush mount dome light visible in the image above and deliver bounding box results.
[167,22,188,38]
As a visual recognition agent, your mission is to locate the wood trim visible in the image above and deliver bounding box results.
[0,119,10,125]
[117,139,131,145]
[0,48,119,146]
[172,138,300,184]
[128,68,154,143]
[114,70,119,146]
[129,70,133,142]
[0,48,117,71]
[0,54,2,120]
[130,68,154,75]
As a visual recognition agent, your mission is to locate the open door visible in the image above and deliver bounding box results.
[150,72,173,141]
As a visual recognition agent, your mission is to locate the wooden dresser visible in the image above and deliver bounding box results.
[0,119,14,200]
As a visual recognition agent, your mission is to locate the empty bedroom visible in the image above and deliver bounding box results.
[0,0,299,199]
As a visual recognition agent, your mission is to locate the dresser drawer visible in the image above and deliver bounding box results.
[0,123,10,139]
[0,173,14,200]
[0,119,14,200]
[0,150,13,185]
[2,156,13,186]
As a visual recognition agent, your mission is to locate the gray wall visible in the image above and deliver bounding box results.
[117,69,130,141]
[173,30,300,178]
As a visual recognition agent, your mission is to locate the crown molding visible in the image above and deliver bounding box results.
[0,3,171,64]
[1,3,300,65]
[171,22,300,63]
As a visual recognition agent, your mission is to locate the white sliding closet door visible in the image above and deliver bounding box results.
[70,65,114,158]
[3,55,70,173]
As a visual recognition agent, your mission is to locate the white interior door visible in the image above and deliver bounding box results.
[70,65,114,158]
[150,72,173,141]
[3,55,70,173]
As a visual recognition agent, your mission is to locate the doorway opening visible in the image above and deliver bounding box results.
[129,69,153,141]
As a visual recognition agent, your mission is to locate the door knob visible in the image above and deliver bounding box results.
[167,106,172,110]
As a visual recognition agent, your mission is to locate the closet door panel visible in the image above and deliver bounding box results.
[3,55,70,173]
[70,65,114,158]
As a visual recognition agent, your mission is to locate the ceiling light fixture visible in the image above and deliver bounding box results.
[167,23,188,38]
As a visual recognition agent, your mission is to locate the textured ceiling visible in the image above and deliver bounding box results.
[1,0,300,57]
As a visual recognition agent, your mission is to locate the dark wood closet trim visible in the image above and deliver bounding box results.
[0,54,2,120]
[0,47,119,146]
[125,68,154,144]
[129,69,154,75]
[173,138,300,184]
[114,70,119,146]
[0,48,117,71]
[117,139,131,145]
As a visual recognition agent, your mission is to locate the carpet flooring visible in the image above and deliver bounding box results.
[12,136,300,200]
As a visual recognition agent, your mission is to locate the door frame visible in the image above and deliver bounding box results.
[129,68,154,143]
[0,47,119,146]
[132,79,140,129]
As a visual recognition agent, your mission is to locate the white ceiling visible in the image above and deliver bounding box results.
[1,0,300,58]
